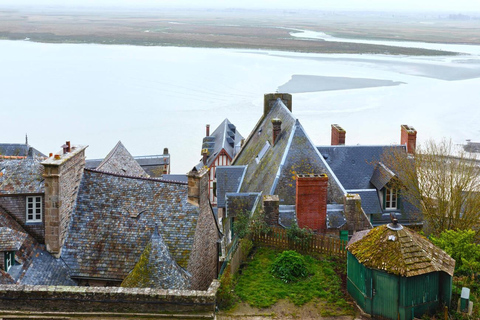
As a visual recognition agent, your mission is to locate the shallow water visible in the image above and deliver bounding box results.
[1,40,479,173]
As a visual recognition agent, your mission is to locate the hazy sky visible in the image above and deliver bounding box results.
[6,0,480,13]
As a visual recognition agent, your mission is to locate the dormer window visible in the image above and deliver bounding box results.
[26,196,42,223]
[385,188,397,209]
[4,251,15,272]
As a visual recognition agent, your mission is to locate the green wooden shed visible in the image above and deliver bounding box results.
[347,222,455,320]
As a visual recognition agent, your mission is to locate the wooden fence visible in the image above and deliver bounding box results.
[252,226,347,258]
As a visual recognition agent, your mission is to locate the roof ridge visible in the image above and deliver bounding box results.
[85,168,187,185]
[96,141,123,170]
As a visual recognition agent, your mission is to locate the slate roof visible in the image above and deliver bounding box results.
[61,169,199,281]
[347,224,455,277]
[96,141,149,178]
[121,225,191,289]
[162,174,188,183]
[0,158,44,194]
[317,145,405,190]
[370,162,395,190]
[225,193,261,218]
[20,247,76,286]
[0,227,27,251]
[349,189,382,215]
[0,144,45,158]
[275,121,344,204]
[277,204,346,229]
[135,155,170,177]
[215,166,247,208]
[202,119,243,168]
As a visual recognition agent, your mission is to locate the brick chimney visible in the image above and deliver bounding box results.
[263,195,279,226]
[187,167,209,207]
[264,93,292,116]
[331,124,346,146]
[296,174,328,232]
[206,124,210,137]
[271,118,282,146]
[401,124,417,154]
[41,142,87,257]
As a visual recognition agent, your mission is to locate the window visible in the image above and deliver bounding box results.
[4,251,15,272]
[385,188,397,209]
[26,196,42,222]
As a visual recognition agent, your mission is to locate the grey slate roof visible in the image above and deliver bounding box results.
[275,121,344,204]
[349,189,382,215]
[215,166,247,208]
[96,141,149,178]
[162,174,188,183]
[20,247,76,286]
[87,154,170,178]
[370,162,395,190]
[279,205,296,228]
[121,225,191,289]
[61,169,199,281]
[234,100,297,196]
[225,193,261,218]
[0,158,44,194]
[0,227,27,251]
[327,204,347,229]
[202,119,243,168]
[317,145,405,190]
[0,144,45,158]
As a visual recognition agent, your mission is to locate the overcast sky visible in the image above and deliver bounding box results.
[6,0,480,13]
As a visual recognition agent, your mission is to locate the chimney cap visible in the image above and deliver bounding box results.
[271,118,282,124]
[332,124,346,132]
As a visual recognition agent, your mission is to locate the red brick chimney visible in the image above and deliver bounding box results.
[272,118,282,146]
[401,124,417,154]
[331,124,346,146]
[296,174,328,232]
[206,124,210,137]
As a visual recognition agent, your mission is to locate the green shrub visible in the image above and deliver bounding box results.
[286,224,312,246]
[271,250,308,283]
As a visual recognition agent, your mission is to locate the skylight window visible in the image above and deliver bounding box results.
[255,141,271,164]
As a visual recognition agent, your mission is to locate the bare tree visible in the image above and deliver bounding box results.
[382,139,480,236]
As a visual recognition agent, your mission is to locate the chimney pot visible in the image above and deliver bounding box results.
[66,141,71,153]
[206,124,210,137]
[163,148,169,155]
[331,124,346,146]
[401,124,417,154]
[54,154,61,160]
[272,118,282,146]
[49,153,53,157]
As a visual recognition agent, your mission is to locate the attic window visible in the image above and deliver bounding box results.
[4,251,15,272]
[255,141,271,164]
[26,196,42,223]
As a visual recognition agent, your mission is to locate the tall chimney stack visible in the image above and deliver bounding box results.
[264,93,292,116]
[296,174,328,233]
[206,124,210,137]
[272,118,282,146]
[331,124,346,146]
[401,125,417,154]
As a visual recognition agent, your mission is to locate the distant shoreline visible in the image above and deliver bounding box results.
[0,9,470,56]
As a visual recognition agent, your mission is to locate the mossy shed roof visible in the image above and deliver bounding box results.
[347,225,455,277]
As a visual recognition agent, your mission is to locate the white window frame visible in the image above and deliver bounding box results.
[26,196,42,223]
[385,188,397,209]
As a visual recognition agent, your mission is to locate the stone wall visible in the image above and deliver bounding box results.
[42,146,86,256]
[0,195,45,243]
[0,280,219,318]
[187,167,219,291]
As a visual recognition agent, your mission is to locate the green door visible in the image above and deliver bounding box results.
[372,270,399,319]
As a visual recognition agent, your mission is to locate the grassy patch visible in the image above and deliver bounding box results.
[234,247,352,316]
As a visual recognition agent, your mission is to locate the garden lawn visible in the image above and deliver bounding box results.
[234,247,353,316]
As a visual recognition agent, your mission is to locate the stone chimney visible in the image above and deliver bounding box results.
[271,118,282,146]
[41,142,87,257]
[264,93,292,116]
[187,167,209,207]
[296,174,328,232]
[263,195,279,226]
[401,124,417,154]
[343,194,372,232]
[331,124,346,146]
